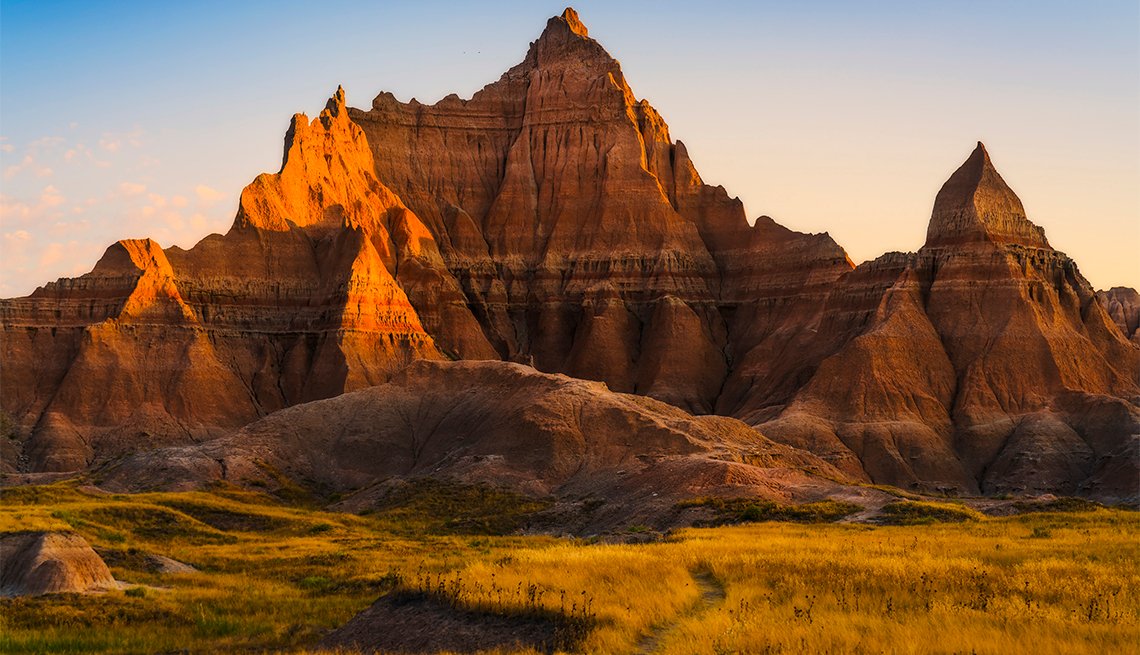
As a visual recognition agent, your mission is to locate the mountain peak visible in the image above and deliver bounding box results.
[537,7,593,47]
[924,142,1049,249]
[559,7,589,37]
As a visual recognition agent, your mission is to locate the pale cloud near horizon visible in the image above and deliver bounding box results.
[98,128,143,154]
[195,184,225,205]
[4,153,54,180]
[0,131,236,297]
[118,181,147,196]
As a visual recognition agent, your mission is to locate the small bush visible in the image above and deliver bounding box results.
[1013,497,1102,514]
[878,501,981,525]
[369,479,552,535]
[677,498,861,525]
[296,576,335,593]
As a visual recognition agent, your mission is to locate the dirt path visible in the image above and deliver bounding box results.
[635,568,726,654]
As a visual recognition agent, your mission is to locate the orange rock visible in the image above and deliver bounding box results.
[350,9,849,415]
[0,532,116,596]
[1,87,456,470]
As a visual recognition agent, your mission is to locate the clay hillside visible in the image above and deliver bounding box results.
[1,9,1137,501]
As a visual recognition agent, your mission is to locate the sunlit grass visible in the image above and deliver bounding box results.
[1,481,1136,654]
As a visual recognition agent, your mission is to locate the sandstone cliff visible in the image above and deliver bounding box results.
[349,8,853,415]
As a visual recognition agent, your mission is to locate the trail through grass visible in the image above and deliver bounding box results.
[636,568,726,654]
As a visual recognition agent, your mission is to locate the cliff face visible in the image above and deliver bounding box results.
[349,9,852,414]
[2,9,1137,501]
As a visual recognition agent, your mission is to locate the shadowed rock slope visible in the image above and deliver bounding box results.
[759,144,1139,500]
[1098,287,1140,345]
[2,9,1137,501]
[97,360,855,530]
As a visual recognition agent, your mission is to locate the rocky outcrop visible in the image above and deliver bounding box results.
[1098,286,1140,344]
[99,360,844,495]
[2,8,849,469]
[0,531,116,596]
[924,143,1049,248]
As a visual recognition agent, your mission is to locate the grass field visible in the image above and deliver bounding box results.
[1,481,1136,654]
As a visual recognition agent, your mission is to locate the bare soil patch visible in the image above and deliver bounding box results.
[319,590,587,654]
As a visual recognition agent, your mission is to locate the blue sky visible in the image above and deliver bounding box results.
[2,0,1137,294]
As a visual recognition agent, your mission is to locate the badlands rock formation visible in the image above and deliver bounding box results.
[350,9,853,416]
[1,9,1137,501]
[99,360,854,530]
[760,144,1139,499]
[1098,287,1140,344]
[2,89,452,471]
[0,531,116,596]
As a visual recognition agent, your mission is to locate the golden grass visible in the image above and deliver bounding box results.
[1,482,1136,654]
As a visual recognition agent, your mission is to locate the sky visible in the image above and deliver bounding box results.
[1,0,1137,296]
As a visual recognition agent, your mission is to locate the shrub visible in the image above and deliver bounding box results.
[677,498,862,525]
[878,501,982,525]
[1013,497,1102,514]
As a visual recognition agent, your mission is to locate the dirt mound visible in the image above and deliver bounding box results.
[319,591,583,654]
[0,531,116,596]
[98,360,860,533]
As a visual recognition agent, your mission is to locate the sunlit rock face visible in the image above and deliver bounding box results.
[2,10,1137,502]
[1,88,448,471]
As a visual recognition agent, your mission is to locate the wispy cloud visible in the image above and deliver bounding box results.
[194,184,225,205]
[98,128,143,153]
[4,153,54,179]
[118,181,147,196]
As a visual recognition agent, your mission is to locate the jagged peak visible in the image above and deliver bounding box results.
[90,238,172,276]
[320,85,349,128]
[533,7,604,57]
[925,142,1050,249]
[560,7,589,37]
[325,84,346,116]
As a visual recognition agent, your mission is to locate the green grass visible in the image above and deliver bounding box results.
[877,500,984,525]
[363,478,553,535]
[676,497,863,525]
